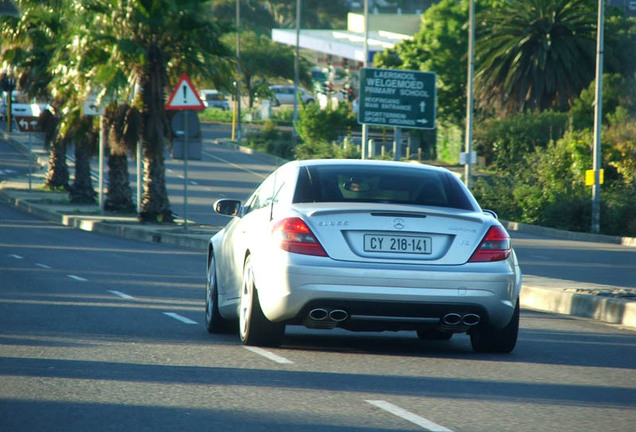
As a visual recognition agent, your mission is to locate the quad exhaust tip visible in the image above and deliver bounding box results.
[308,308,328,321]
[329,309,348,322]
[308,308,349,322]
[442,312,481,326]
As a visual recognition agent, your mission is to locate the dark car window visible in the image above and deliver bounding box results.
[293,165,476,211]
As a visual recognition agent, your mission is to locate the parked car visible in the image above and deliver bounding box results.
[199,90,230,110]
[269,85,315,106]
[205,159,522,353]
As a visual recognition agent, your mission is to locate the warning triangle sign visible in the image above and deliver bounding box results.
[165,73,205,111]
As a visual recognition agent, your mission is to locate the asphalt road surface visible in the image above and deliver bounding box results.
[2,124,635,430]
[1,201,635,432]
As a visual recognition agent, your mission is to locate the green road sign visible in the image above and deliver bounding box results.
[358,67,436,130]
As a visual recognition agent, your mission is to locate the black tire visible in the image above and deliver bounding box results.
[239,256,285,347]
[205,254,233,334]
[417,329,453,341]
[470,301,519,353]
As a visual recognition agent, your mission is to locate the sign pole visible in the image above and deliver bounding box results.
[394,127,401,161]
[136,140,142,214]
[183,111,189,231]
[165,73,205,230]
[99,115,105,215]
[28,132,32,191]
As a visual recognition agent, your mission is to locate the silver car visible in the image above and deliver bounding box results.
[205,159,522,353]
[269,85,315,106]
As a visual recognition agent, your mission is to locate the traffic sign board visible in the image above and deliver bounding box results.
[358,68,436,129]
[165,73,205,111]
[14,116,40,133]
[83,99,105,116]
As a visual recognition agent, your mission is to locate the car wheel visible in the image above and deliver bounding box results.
[239,256,284,347]
[417,329,453,341]
[470,301,519,353]
[205,254,232,334]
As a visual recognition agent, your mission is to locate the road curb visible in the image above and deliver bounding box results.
[521,285,636,328]
[0,188,213,251]
[503,220,636,247]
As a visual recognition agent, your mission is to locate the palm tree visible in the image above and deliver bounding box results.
[475,0,597,114]
[1,0,70,189]
[83,0,232,223]
[45,0,102,203]
[104,103,140,213]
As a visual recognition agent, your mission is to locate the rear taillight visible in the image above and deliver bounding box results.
[272,217,328,257]
[468,226,511,262]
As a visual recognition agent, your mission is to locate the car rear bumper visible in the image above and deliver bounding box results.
[254,256,521,330]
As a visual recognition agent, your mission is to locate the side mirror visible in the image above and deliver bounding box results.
[214,199,242,217]
[483,209,498,219]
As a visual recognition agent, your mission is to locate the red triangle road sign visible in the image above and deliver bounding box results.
[165,73,205,111]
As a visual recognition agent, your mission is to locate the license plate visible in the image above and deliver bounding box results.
[363,234,432,254]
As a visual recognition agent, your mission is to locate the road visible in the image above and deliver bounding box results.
[2,130,636,431]
[1,202,635,432]
[169,123,636,289]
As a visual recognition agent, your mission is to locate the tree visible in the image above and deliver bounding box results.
[1,0,69,190]
[475,0,597,114]
[374,0,496,125]
[224,31,311,108]
[104,103,141,213]
[80,0,232,223]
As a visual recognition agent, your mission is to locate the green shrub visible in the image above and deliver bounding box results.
[473,111,569,168]
[435,121,462,164]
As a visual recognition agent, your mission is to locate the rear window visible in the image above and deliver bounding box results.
[293,164,475,211]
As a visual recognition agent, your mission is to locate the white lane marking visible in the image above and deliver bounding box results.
[67,275,88,282]
[36,263,52,269]
[206,153,268,179]
[108,290,136,300]
[9,254,23,259]
[365,400,453,432]
[243,346,293,364]
[163,312,197,325]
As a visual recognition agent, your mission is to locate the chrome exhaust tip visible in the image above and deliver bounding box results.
[442,313,463,326]
[462,313,481,326]
[309,308,328,321]
[329,309,348,322]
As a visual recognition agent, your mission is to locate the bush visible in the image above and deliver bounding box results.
[435,121,462,164]
[243,121,294,160]
[473,111,569,168]
[473,126,636,235]
[293,100,358,160]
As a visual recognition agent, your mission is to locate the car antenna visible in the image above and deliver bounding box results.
[269,158,279,222]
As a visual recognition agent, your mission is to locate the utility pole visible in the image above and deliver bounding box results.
[591,0,604,233]
[361,0,369,159]
[464,0,475,190]
[292,0,301,146]
[235,0,242,142]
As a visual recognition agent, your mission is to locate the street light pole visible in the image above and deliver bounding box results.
[292,0,300,146]
[235,0,242,142]
[464,0,475,190]
[361,0,369,160]
[591,0,604,233]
